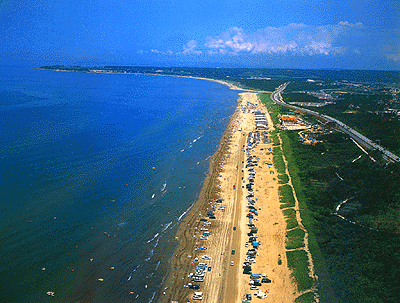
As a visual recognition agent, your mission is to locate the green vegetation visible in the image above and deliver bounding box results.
[280,128,400,302]
[301,92,400,156]
[283,92,321,103]
[295,292,316,303]
[286,250,314,292]
[283,208,298,229]
[273,146,282,155]
[278,184,296,209]
[286,228,305,249]
[278,174,289,184]
[272,134,280,146]
[283,208,296,218]
[286,218,299,230]
[273,155,286,174]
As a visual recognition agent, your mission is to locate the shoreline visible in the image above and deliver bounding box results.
[36,67,269,94]
[158,92,300,303]
[157,96,242,302]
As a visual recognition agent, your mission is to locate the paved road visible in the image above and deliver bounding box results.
[270,83,400,163]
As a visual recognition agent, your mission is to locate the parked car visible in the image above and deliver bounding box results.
[188,284,200,289]
[231,250,235,255]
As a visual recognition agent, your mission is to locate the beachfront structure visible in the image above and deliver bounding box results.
[280,115,298,125]
[254,111,268,130]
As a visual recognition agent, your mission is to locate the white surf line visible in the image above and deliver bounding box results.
[128,264,141,280]
[146,233,159,243]
[350,138,377,162]
[161,221,173,233]
[148,291,156,302]
[178,203,195,221]
[352,155,362,162]
[335,172,344,181]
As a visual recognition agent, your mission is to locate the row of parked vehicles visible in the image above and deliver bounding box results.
[242,134,271,302]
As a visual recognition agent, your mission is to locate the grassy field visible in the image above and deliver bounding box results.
[283,208,299,229]
[278,174,289,184]
[295,292,316,303]
[286,250,314,292]
[273,155,286,174]
[286,228,305,249]
[278,184,296,209]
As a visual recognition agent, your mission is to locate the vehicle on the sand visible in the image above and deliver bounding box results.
[188,284,200,289]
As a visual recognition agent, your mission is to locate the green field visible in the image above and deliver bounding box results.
[286,250,314,292]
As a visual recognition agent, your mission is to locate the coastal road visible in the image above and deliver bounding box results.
[270,83,400,163]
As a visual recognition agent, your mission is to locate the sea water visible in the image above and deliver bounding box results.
[0,67,239,302]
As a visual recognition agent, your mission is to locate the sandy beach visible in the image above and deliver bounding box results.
[158,92,298,303]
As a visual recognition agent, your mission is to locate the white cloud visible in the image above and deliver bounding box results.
[384,53,400,62]
[202,22,362,56]
[150,49,173,55]
[182,40,202,55]
[380,43,400,62]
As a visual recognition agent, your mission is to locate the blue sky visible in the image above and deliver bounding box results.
[0,0,399,70]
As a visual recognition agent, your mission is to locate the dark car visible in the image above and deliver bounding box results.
[262,278,272,283]
[233,226,236,230]
[208,266,212,271]
[246,293,252,300]
[231,250,235,255]
[189,284,200,289]
[253,281,262,286]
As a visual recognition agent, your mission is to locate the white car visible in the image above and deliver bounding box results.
[230,261,234,266]
[202,255,211,260]
[192,296,203,300]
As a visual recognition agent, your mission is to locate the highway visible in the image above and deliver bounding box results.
[270,83,400,163]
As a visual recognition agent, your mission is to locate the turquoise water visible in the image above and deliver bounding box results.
[0,67,239,302]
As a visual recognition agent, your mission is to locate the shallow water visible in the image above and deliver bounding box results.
[0,67,239,302]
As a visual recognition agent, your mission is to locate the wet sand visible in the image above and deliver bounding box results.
[158,93,297,303]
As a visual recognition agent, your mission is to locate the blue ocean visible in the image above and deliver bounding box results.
[0,67,239,302]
